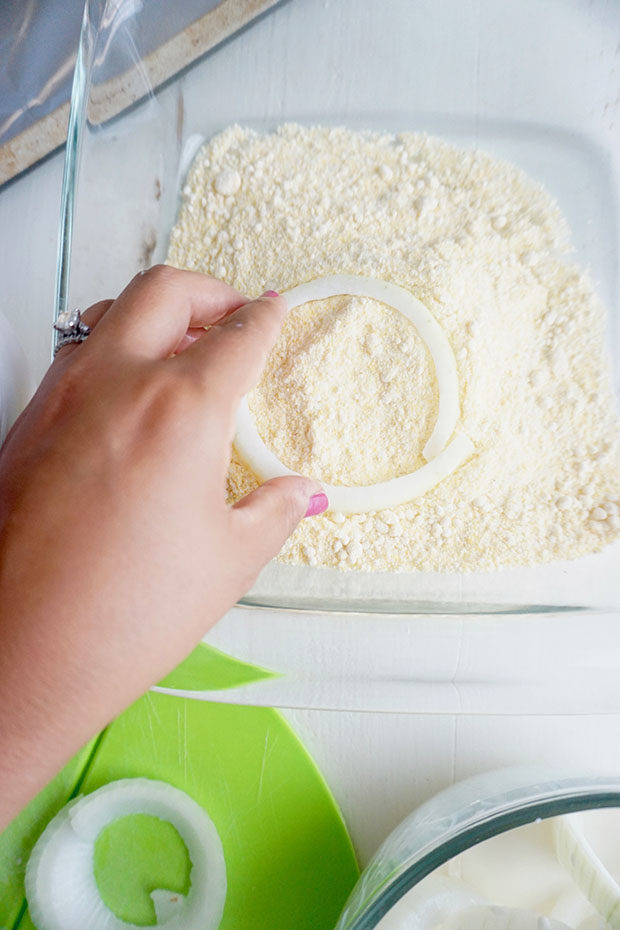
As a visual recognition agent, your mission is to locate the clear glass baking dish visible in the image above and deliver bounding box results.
[57,0,620,710]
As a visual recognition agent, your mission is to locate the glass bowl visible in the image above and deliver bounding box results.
[333,768,620,929]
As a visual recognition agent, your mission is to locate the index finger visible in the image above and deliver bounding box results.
[176,291,287,420]
[88,265,247,359]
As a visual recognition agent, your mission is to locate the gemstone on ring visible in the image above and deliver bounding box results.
[53,308,91,355]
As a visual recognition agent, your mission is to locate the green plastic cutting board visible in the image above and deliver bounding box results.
[0,645,358,930]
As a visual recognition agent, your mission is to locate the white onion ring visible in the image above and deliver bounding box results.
[25,778,227,930]
[234,274,473,513]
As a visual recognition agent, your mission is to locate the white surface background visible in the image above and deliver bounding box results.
[1,0,620,874]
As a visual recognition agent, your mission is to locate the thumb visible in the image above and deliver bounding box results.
[231,476,328,570]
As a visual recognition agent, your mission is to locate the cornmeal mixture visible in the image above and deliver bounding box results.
[168,124,620,572]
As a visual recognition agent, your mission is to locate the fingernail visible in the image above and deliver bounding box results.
[173,331,200,354]
[304,491,329,518]
[262,289,279,298]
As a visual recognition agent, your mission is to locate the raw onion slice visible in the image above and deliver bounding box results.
[25,778,227,930]
[236,398,473,514]
[235,275,472,513]
[437,905,573,930]
[553,812,620,929]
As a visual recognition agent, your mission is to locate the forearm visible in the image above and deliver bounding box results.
[0,506,243,829]
[0,558,197,830]
[0,601,100,829]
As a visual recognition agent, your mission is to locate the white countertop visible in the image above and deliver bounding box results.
[2,147,620,869]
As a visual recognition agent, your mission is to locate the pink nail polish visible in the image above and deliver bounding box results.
[304,491,329,518]
[262,289,279,298]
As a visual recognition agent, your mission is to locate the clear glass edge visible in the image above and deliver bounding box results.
[54,0,97,348]
[237,594,591,616]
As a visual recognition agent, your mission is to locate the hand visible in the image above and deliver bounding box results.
[0,266,326,827]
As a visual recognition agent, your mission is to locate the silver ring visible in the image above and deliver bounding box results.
[53,308,91,356]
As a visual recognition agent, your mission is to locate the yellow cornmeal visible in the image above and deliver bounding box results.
[168,124,620,572]
[248,295,438,486]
